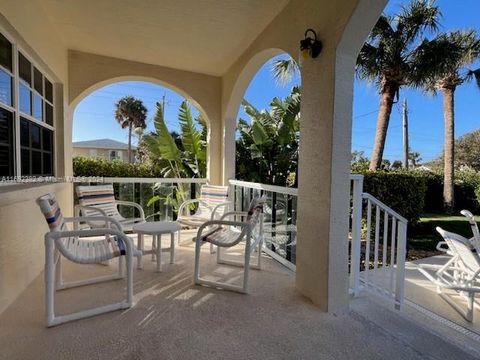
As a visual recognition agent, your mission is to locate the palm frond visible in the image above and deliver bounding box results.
[178,100,204,161]
[271,58,299,86]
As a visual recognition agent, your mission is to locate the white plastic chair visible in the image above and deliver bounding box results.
[460,210,480,253]
[194,197,264,293]
[177,184,230,251]
[75,184,145,232]
[418,227,480,322]
[37,193,141,327]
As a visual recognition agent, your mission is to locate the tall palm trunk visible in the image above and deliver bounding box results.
[442,87,455,212]
[369,83,398,170]
[128,122,133,163]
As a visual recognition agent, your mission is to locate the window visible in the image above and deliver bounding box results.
[20,117,53,176]
[0,29,55,178]
[109,150,119,161]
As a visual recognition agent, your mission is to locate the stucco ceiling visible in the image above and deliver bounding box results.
[39,0,290,76]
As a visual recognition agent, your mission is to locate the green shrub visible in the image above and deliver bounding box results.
[73,156,161,178]
[361,171,427,225]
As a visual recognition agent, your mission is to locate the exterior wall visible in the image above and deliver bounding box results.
[0,2,71,314]
[73,147,133,161]
[0,183,72,313]
[68,51,223,184]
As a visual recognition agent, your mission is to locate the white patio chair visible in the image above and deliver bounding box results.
[37,193,141,327]
[194,197,265,294]
[418,227,480,322]
[75,184,146,232]
[177,184,230,251]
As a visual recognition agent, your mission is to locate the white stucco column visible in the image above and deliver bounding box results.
[295,47,351,312]
[221,116,236,185]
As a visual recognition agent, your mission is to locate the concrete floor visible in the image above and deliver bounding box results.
[405,255,480,334]
[0,231,479,360]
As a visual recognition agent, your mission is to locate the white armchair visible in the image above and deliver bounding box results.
[194,197,265,293]
[75,184,145,232]
[37,193,141,327]
[177,185,230,251]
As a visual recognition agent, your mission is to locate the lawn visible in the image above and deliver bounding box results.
[408,213,480,256]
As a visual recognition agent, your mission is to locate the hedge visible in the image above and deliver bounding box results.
[361,172,427,225]
[73,156,162,178]
[357,169,480,226]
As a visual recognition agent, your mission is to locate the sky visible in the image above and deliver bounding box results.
[73,0,480,163]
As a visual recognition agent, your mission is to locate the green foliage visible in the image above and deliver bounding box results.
[73,156,159,177]
[361,171,427,225]
[236,87,300,186]
[142,100,206,179]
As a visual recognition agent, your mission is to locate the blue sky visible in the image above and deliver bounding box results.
[74,0,480,163]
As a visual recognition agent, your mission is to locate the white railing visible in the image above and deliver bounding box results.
[74,177,208,221]
[350,176,408,310]
[76,176,407,308]
[229,179,298,271]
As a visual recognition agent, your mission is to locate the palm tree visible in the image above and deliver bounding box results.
[413,30,480,210]
[114,96,147,163]
[356,0,441,170]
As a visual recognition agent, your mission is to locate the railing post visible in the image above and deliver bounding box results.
[350,176,364,297]
[395,221,407,310]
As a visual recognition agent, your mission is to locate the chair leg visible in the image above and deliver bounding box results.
[194,238,202,284]
[45,242,56,327]
[126,253,134,306]
[170,231,175,264]
[243,238,252,293]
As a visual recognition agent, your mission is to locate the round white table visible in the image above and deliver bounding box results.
[132,221,181,272]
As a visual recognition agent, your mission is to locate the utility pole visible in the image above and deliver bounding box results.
[402,98,409,170]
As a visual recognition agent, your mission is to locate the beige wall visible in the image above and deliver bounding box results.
[0,2,71,314]
[0,183,71,313]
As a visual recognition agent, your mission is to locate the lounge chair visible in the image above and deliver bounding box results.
[418,227,480,322]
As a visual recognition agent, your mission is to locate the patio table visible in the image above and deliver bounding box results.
[132,221,181,272]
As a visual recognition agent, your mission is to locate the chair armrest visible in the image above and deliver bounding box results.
[46,227,135,254]
[74,204,107,217]
[211,201,232,220]
[196,219,248,239]
[115,200,146,221]
[178,199,209,217]
[219,211,248,221]
[63,216,123,231]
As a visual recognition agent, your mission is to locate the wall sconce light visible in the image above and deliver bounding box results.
[300,29,322,59]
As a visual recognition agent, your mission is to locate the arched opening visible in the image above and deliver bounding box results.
[226,51,301,269]
[72,79,210,221]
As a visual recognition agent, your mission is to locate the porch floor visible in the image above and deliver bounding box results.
[0,231,478,360]
[405,255,480,334]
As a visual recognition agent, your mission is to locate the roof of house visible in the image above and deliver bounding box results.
[73,138,137,150]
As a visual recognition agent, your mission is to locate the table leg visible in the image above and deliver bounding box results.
[151,234,156,262]
[170,231,175,264]
[156,234,162,272]
[137,233,143,269]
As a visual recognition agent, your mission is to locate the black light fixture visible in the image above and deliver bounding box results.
[300,29,322,59]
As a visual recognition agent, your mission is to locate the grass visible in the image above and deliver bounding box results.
[408,212,480,252]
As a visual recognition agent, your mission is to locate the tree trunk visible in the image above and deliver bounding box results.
[369,84,398,171]
[128,123,132,163]
[442,87,455,212]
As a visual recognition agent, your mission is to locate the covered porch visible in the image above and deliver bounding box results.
[0,231,477,360]
[0,0,479,358]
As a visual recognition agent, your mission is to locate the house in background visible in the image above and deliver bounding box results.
[73,138,136,162]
